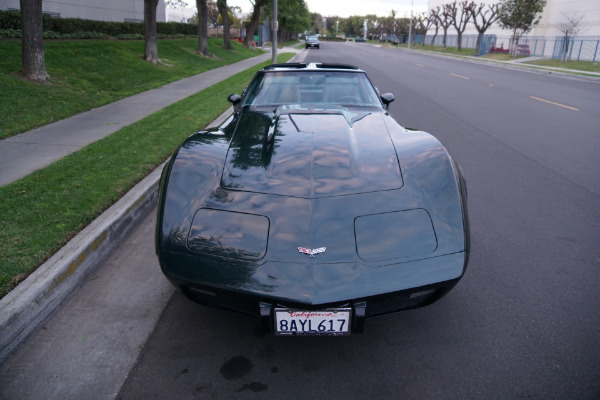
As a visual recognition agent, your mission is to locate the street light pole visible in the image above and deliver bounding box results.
[272,0,278,63]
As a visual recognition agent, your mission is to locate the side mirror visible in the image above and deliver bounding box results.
[380,93,395,110]
[227,93,242,105]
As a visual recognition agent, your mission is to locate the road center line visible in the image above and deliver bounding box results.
[450,73,469,80]
[415,64,424,67]
[529,96,579,111]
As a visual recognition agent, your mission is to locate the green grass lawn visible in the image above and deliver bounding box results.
[396,43,477,56]
[0,51,294,298]
[0,38,264,139]
[480,53,529,61]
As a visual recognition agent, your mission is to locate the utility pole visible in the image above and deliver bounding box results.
[272,0,278,63]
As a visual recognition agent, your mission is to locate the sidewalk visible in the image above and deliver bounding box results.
[0,47,305,367]
[0,52,274,186]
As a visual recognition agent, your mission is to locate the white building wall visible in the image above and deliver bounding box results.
[427,0,600,37]
[0,0,166,23]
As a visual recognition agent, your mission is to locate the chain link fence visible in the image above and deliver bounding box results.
[403,33,600,62]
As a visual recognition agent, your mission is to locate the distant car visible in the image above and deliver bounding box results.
[156,63,470,336]
[305,36,320,49]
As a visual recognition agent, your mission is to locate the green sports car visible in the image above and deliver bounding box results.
[155,63,470,335]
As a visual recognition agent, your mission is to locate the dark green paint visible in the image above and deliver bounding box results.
[155,66,469,320]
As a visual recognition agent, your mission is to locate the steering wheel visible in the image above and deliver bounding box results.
[336,96,362,104]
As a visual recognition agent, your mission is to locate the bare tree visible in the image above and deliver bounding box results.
[440,4,453,48]
[20,0,48,82]
[557,13,585,62]
[244,0,268,47]
[413,13,427,46]
[421,13,435,46]
[196,0,210,56]
[471,2,501,52]
[144,0,160,64]
[447,1,475,51]
[217,0,233,49]
[429,7,442,46]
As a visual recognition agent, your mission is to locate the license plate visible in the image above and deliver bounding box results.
[274,308,351,336]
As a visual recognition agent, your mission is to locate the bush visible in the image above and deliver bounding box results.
[115,33,144,40]
[0,10,53,30]
[0,10,21,30]
[0,10,198,37]
[0,28,21,38]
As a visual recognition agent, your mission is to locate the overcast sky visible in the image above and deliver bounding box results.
[172,0,428,19]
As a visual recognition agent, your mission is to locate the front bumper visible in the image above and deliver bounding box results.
[174,279,457,333]
[159,251,467,333]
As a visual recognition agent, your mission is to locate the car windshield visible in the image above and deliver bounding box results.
[307,36,318,41]
[242,71,382,109]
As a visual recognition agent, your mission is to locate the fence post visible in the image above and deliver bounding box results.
[594,40,599,62]
[542,40,546,57]
[577,40,583,61]
[568,38,574,60]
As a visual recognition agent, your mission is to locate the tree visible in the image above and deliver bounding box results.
[365,15,379,41]
[144,0,160,64]
[267,0,311,43]
[413,13,428,45]
[440,4,453,48]
[557,13,585,62]
[498,0,546,56]
[422,12,436,46]
[218,9,241,28]
[380,10,398,42]
[196,0,210,56]
[428,7,442,46]
[20,0,48,82]
[345,15,363,37]
[217,0,232,49]
[447,1,474,51]
[244,0,268,47]
[471,2,501,52]
[311,12,324,35]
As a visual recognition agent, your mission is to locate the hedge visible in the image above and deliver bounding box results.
[0,9,197,37]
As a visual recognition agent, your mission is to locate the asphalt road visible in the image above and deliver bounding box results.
[4,42,599,400]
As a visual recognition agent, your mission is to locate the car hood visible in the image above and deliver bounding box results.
[221,109,403,198]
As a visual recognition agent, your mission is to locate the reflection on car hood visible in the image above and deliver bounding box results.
[221,110,404,198]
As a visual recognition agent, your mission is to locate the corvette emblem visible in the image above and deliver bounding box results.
[298,247,326,257]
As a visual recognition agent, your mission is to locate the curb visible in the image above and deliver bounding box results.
[0,162,164,364]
